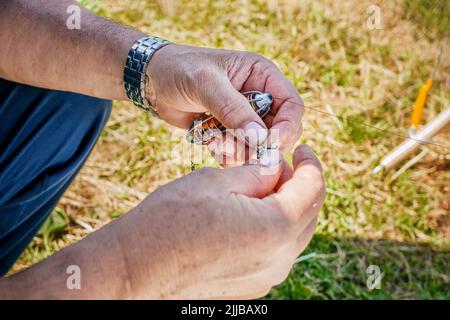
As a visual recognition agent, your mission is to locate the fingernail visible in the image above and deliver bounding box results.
[301,144,314,154]
[242,122,268,146]
[301,144,310,151]
[259,148,281,168]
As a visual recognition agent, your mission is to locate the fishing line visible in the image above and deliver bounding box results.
[271,96,450,150]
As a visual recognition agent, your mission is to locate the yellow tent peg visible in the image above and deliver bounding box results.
[410,79,433,130]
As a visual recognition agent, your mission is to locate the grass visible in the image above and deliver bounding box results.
[10,0,450,299]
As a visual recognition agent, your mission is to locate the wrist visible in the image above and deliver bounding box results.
[113,31,145,100]
[123,36,172,116]
[85,23,145,101]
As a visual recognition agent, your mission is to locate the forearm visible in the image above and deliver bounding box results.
[0,198,187,299]
[0,217,135,299]
[0,0,145,100]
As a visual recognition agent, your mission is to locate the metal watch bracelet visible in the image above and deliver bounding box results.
[123,36,171,116]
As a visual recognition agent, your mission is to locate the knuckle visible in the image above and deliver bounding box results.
[217,101,239,126]
[238,52,278,75]
[247,52,274,66]
[240,51,261,62]
[283,123,302,147]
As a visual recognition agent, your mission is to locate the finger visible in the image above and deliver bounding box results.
[157,106,200,129]
[199,74,268,146]
[207,135,257,168]
[221,153,283,198]
[209,147,243,168]
[275,159,293,191]
[213,153,244,169]
[239,60,304,153]
[267,99,303,154]
[295,215,318,254]
[265,145,325,222]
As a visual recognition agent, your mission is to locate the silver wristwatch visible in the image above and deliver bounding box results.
[123,36,171,116]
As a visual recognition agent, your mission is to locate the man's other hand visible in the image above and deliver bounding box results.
[120,145,325,299]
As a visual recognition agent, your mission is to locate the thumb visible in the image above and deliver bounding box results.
[199,74,268,146]
[221,150,283,198]
[266,144,325,222]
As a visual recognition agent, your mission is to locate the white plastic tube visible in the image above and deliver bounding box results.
[374,108,450,173]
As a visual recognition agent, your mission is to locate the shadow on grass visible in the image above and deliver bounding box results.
[268,234,449,300]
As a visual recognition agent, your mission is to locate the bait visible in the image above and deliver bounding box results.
[186,91,273,145]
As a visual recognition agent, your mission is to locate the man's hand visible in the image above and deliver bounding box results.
[147,44,304,153]
[121,145,324,299]
[0,145,325,299]
[0,1,303,153]
[127,145,324,299]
